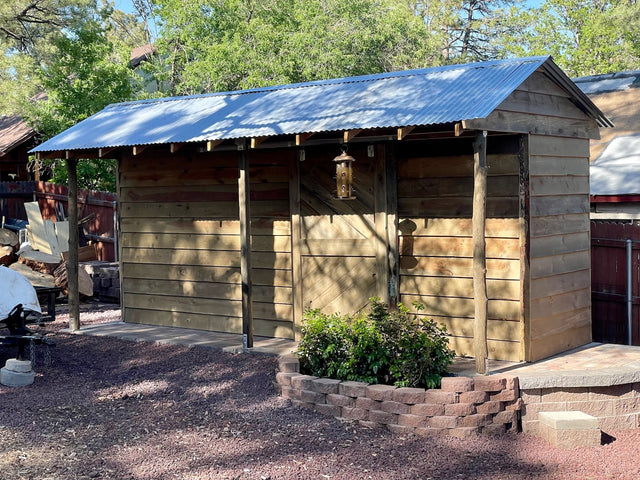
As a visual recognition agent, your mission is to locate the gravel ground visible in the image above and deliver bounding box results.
[1,302,640,480]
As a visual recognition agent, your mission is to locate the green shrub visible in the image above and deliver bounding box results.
[297,298,455,389]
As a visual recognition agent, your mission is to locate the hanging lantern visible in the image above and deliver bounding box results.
[333,145,356,199]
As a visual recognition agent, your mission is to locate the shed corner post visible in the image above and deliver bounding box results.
[289,151,303,341]
[67,156,80,331]
[472,131,488,374]
[238,142,253,349]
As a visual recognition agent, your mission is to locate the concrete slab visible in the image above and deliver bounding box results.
[63,321,298,357]
[539,411,599,430]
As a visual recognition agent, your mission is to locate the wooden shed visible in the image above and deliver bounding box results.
[32,57,610,363]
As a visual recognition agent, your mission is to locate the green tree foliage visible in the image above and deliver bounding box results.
[500,0,640,77]
[149,0,443,95]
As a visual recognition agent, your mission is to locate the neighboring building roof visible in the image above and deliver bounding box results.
[0,115,36,156]
[130,44,157,68]
[574,71,640,196]
[31,56,610,154]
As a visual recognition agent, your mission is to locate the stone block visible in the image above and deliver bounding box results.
[356,397,379,411]
[490,389,518,402]
[599,414,639,431]
[326,393,355,408]
[358,420,382,429]
[368,409,398,425]
[424,390,458,405]
[473,376,506,392]
[460,390,488,404]
[312,378,341,394]
[392,387,426,405]
[291,374,318,390]
[380,401,411,415]
[458,414,493,428]
[520,389,541,404]
[1,366,35,387]
[275,371,298,386]
[476,401,502,415]
[341,407,368,421]
[613,397,640,416]
[300,389,325,404]
[415,427,445,437]
[504,376,519,391]
[278,354,300,373]
[448,427,480,438]
[314,404,342,417]
[366,384,397,401]
[590,384,634,401]
[339,381,369,398]
[444,402,475,417]
[538,411,600,448]
[492,410,518,425]
[397,414,429,428]
[504,398,523,411]
[541,387,589,403]
[567,400,613,417]
[440,377,474,393]
[410,403,444,417]
[291,399,314,410]
[429,415,458,429]
[280,386,300,400]
[387,424,415,436]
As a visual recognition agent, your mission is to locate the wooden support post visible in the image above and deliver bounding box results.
[289,152,303,340]
[473,130,488,374]
[67,158,80,331]
[519,134,531,362]
[238,145,253,349]
[374,144,390,305]
[386,142,399,307]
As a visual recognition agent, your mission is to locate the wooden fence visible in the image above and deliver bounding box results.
[0,181,117,261]
[591,221,640,345]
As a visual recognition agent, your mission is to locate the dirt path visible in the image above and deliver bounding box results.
[1,306,639,479]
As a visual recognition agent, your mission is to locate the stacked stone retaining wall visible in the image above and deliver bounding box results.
[520,383,640,435]
[276,355,522,437]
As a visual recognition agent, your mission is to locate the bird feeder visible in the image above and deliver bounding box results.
[333,146,356,199]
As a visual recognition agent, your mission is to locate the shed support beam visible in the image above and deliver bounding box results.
[238,146,253,350]
[397,126,415,141]
[289,152,303,339]
[170,143,184,153]
[251,137,267,149]
[132,145,147,156]
[67,158,80,331]
[207,140,223,151]
[296,133,314,146]
[473,130,488,374]
[343,129,361,143]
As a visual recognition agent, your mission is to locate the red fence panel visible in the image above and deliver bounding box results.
[591,221,640,345]
[0,181,117,262]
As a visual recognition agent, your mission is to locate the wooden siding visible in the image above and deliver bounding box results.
[396,138,522,361]
[527,134,592,361]
[119,150,294,339]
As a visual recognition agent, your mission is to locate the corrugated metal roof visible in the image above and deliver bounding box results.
[31,56,608,153]
[0,115,36,155]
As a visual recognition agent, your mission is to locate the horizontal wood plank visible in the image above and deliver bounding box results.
[400,256,520,280]
[530,250,591,280]
[121,201,289,219]
[529,194,589,217]
[528,135,590,158]
[530,232,590,258]
[122,263,242,284]
[124,292,242,317]
[400,294,520,320]
[398,154,519,178]
[398,197,518,218]
[397,176,518,198]
[530,287,590,319]
[124,307,241,333]
[530,269,590,300]
[530,175,589,196]
[529,213,590,238]
[401,236,520,259]
[400,276,520,300]
[398,217,519,238]
[120,218,290,236]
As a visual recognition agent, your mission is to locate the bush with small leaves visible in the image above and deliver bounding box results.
[297,298,455,388]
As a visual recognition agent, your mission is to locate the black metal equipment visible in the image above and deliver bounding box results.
[0,303,54,362]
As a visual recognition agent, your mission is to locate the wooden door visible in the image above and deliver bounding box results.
[298,147,380,315]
